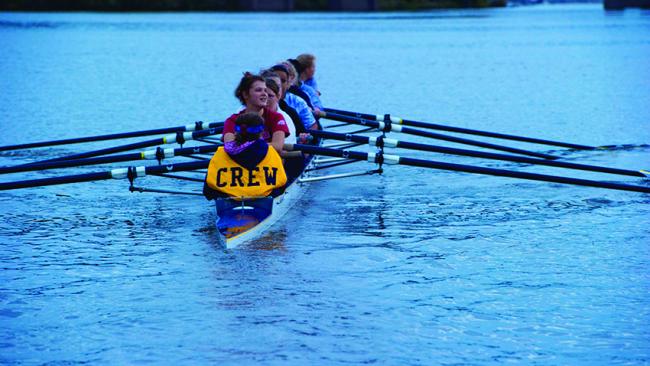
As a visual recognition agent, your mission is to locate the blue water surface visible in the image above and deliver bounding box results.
[1,4,649,365]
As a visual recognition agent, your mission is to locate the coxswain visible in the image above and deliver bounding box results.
[204,112,287,200]
[223,72,289,154]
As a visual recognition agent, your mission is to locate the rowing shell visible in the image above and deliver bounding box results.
[213,150,318,249]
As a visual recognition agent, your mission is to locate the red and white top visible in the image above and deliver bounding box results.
[223,108,290,141]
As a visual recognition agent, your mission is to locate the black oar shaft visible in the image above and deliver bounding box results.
[0,153,143,174]
[309,130,647,178]
[288,144,650,194]
[402,120,593,150]
[397,140,645,177]
[0,121,223,151]
[400,125,558,160]
[321,112,558,160]
[32,138,169,164]
[398,156,650,194]
[27,127,222,165]
[0,145,220,175]
[324,108,595,150]
[0,172,113,190]
[0,160,209,191]
[323,108,376,121]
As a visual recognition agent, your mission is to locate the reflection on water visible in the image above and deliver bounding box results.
[246,229,289,251]
[1,4,650,365]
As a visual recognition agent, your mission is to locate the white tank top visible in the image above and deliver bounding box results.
[277,109,297,144]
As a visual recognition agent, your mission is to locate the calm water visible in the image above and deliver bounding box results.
[1,4,650,365]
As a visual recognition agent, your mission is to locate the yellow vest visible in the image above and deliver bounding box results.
[205,146,287,198]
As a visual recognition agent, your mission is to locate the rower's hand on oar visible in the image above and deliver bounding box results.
[313,108,323,118]
[297,133,313,158]
[298,133,311,144]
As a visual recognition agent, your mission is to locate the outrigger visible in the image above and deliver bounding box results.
[0,109,648,248]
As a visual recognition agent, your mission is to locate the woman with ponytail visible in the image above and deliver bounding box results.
[222,72,290,154]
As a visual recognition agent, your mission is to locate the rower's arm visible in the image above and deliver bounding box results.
[271,131,286,154]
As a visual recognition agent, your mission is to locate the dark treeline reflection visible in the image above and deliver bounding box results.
[0,0,502,11]
[2,0,253,11]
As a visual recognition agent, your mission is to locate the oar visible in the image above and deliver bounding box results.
[285,144,650,194]
[309,130,650,178]
[20,127,223,165]
[0,144,220,175]
[320,111,559,160]
[0,121,224,151]
[324,108,595,150]
[0,160,209,191]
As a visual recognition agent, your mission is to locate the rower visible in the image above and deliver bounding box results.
[263,76,298,144]
[260,71,309,140]
[296,53,320,96]
[203,113,287,200]
[263,75,310,181]
[223,72,289,154]
[272,63,313,110]
[288,56,323,115]
[269,64,318,131]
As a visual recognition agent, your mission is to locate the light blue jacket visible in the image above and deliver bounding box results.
[300,83,323,110]
[304,78,319,92]
[285,93,317,130]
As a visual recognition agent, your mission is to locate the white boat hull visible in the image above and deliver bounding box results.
[214,155,317,249]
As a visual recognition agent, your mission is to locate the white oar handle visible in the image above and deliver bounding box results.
[377,121,403,132]
[368,136,398,148]
[142,148,176,160]
[111,166,146,179]
[367,152,400,165]
[163,132,195,144]
[375,114,403,123]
